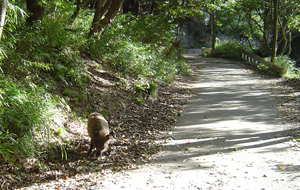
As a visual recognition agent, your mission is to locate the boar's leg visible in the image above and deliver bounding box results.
[95,150,101,157]
[87,140,94,157]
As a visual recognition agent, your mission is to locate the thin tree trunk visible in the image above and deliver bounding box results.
[70,0,96,24]
[166,23,180,57]
[71,0,81,20]
[278,26,287,56]
[0,0,7,42]
[210,0,216,52]
[286,31,292,56]
[149,0,156,14]
[271,0,278,63]
[262,2,271,56]
[82,0,95,9]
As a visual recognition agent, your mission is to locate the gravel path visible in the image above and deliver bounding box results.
[96,56,300,190]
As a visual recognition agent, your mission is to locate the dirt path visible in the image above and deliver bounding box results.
[94,56,299,190]
[21,56,298,190]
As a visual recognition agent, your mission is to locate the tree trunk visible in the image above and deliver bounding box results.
[262,3,271,56]
[271,0,278,63]
[0,0,7,42]
[89,0,124,38]
[82,0,95,9]
[166,23,181,57]
[26,0,44,26]
[71,0,81,20]
[278,15,290,56]
[89,0,111,37]
[210,0,216,52]
[278,26,287,56]
[70,0,97,24]
[149,0,156,14]
[286,31,292,56]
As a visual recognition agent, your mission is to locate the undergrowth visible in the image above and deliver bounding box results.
[267,56,299,78]
[212,41,299,78]
[0,75,59,163]
[0,5,191,164]
[212,41,251,60]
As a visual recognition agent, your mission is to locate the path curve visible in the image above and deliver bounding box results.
[104,57,299,189]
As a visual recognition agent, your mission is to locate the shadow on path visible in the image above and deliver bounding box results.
[115,57,300,190]
[154,57,296,171]
[79,56,300,190]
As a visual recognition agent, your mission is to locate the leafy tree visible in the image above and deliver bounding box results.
[276,0,300,56]
[153,0,209,54]
[218,0,300,62]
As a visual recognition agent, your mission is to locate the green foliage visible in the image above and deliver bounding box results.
[56,128,66,137]
[135,95,145,105]
[212,41,250,60]
[0,75,56,163]
[0,2,27,59]
[3,15,87,87]
[149,81,158,98]
[267,56,299,78]
[115,14,175,45]
[218,0,300,58]
[157,0,205,21]
[85,14,192,82]
[99,110,109,118]
[0,7,82,163]
[0,3,193,165]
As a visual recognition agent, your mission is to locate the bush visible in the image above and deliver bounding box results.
[212,41,249,60]
[0,75,57,163]
[3,15,87,87]
[266,56,299,78]
[0,6,89,164]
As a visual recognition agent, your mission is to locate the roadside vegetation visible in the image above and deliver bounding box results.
[0,1,192,166]
[211,41,299,78]
[0,1,197,188]
[0,0,300,188]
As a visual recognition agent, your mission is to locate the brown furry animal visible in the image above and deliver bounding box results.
[87,112,110,157]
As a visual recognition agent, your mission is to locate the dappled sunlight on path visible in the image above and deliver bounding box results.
[144,57,299,189]
[171,58,284,150]
[185,58,278,126]
[88,57,300,190]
